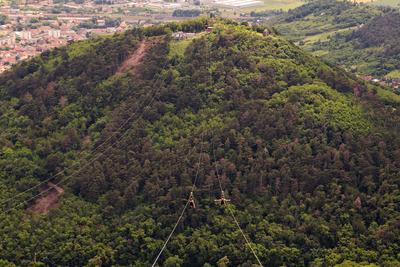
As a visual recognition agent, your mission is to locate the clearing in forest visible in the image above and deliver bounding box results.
[28,183,64,215]
[115,39,153,75]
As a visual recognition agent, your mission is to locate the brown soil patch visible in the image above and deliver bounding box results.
[115,39,152,75]
[28,182,64,215]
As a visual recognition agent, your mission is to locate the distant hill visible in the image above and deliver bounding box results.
[273,0,400,79]
[351,12,400,53]
[0,18,400,266]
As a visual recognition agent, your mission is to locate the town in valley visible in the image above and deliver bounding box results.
[0,0,265,72]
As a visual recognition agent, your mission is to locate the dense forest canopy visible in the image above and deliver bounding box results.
[284,0,361,22]
[0,18,400,266]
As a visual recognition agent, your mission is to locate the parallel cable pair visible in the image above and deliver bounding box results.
[151,132,205,267]
[1,38,168,213]
[151,33,264,266]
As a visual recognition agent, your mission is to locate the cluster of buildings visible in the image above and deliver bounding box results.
[0,0,269,74]
[0,0,212,73]
[0,2,132,73]
[384,79,400,91]
[362,75,400,92]
[0,21,128,73]
[1,24,69,72]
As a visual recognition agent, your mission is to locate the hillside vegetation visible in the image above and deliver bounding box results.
[351,12,400,52]
[273,0,400,78]
[0,18,400,266]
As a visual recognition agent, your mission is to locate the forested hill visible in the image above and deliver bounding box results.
[350,11,400,55]
[0,18,400,266]
[273,0,400,78]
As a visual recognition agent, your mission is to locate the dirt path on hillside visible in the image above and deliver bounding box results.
[28,182,64,215]
[115,39,151,75]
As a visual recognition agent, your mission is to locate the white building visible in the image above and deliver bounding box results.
[15,31,32,40]
[97,19,106,27]
[0,34,16,46]
[48,29,61,38]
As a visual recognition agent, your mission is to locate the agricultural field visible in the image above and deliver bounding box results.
[242,0,304,12]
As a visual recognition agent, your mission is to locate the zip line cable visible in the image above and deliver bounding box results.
[227,207,263,267]
[1,85,162,207]
[4,124,144,213]
[152,36,213,267]
[0,40,152,207]
[3,92,160,213]
[190,132,205,193]
[2,31,265,266]
[2,45,169,212]
[151,132,205,267]
[151,199,189,267]
[1,96,156,207]
[4,122,201,215]
[2,88,159,211]
[0,98,153,209]
[211,138,264,267]
[204,27,263,266]
[211,140,224,193]
[14,37,145,125]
